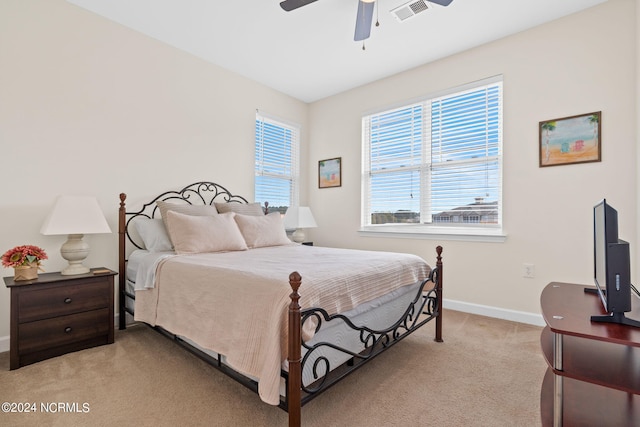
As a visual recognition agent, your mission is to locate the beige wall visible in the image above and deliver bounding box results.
[0,0,308,341]
[0,0,636,345]
[306,0,637,322]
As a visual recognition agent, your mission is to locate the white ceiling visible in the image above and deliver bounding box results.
[67,0,607,103]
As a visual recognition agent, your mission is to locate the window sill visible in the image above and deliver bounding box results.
[358,225,507,243]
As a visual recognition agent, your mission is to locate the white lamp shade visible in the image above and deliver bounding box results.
[41,196,111,235]
[41,196,111,275]
[283,206,317,230]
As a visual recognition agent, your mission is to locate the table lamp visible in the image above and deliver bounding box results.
[40,196,111,275]
[283,206,317,243]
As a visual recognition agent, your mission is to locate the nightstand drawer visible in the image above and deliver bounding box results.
[18,280,111,323]
[5,269,116,369]
[18,308,110,354]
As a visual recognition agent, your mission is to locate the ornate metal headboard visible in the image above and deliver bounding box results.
[119,181,250,250]
[117,181,253,329]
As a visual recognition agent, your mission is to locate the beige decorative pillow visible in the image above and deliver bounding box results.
[164,211,248,254]
[157,200,218,221]
[234,212,292,248]
[214,202,264,216]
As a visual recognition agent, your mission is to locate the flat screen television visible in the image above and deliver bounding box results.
[590,199,640,327]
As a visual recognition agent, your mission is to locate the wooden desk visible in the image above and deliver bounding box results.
[540,282,640,426]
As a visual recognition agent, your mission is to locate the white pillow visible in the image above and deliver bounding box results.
[214,202,264,216]
[164,211,248,254]
[234,213,291,248]
[133,218,173,252]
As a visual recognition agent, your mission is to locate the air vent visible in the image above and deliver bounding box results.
[390,0,429,22]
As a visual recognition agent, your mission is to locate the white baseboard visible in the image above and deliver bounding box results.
[444,298,545,327]
[0,302,544,355]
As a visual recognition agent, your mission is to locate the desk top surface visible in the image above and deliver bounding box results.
[541,282,640,347]
[3,267,116,288]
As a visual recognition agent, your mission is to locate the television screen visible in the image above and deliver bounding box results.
[593,199,616,309]
[591,199,638,327]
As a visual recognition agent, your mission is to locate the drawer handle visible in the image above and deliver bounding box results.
[64,297,72,304]
[64,327,72,333]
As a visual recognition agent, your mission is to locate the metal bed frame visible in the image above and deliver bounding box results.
[117,181,443,427]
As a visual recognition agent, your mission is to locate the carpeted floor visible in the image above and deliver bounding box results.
[0,310,545,427]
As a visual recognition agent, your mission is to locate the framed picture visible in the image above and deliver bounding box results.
[318,157,341,188]
[539,111,601,167]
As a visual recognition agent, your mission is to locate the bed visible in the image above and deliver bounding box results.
[118,181,443,427]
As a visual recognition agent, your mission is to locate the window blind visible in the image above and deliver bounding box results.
[362,78,502,229]
[255,112,300,213]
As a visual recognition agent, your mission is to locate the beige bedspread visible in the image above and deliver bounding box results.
[134,244,430,405]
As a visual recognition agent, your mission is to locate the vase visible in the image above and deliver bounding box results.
[14,263,38,281]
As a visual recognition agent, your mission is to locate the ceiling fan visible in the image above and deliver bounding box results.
[280,0,454,44]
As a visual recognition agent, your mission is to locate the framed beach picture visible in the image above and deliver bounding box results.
[539,111,601,167]
[318,157,341,188]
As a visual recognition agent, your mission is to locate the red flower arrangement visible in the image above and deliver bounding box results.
[1,245,48,269]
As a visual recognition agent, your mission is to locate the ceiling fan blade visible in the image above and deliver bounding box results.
[428,0,453,6]
[280,0,319,12]
[354,0,375,41]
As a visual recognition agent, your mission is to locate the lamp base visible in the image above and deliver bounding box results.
[60,234,90,275]
[291,229,306,243]
[61,263,90,276]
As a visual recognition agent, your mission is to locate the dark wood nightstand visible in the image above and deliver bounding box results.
[4,268,116,370]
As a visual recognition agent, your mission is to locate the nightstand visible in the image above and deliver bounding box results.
[4,268,116,370]
[302,242,313,246]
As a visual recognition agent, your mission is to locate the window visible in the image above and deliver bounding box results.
[361,77,503,238]
[255,112,300,214]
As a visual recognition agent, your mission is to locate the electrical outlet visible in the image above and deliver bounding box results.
[523,263,535,278]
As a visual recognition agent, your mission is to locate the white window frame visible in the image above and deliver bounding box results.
[360,76,505,242]
[254,111,300,213]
